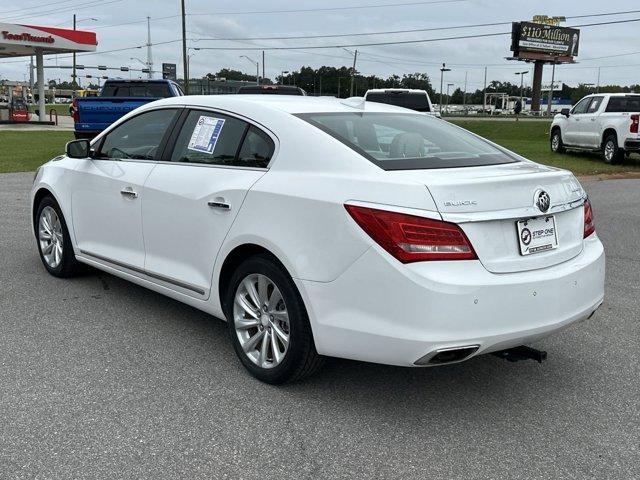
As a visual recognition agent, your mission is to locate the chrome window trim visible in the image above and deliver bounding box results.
[79,249,206,296]
[166,105,279,170]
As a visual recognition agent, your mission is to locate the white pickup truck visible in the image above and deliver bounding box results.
[550,93,640,164]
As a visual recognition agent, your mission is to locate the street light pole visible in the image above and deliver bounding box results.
[446,83,454,113]
[439,63,451,115]
[240,55,259,85]
[515,71,529,106]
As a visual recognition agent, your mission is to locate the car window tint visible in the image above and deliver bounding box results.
[605,96,640,112]
[98,109,178,160]
[366,92,431,112]
[298,112,516,170]
[237,126,275,168]
[572,97,591,114]
[587,96,604,113]
[171,110,248,165]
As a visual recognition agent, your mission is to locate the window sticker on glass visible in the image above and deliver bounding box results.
[188,116,226,154]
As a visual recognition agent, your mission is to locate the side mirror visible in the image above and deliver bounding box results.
[561,108,570,117]
[65,139,90,159]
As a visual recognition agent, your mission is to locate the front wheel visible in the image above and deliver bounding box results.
[550,129,565,154]
[603,135,624,164]
[35,196,81,278]
[224,254,323,384]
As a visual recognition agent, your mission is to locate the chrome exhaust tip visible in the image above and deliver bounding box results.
[414,344,480,366]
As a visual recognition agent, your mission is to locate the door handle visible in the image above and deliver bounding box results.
[590,118,596,121]
[207,200,231,210]
[120,187,138,198]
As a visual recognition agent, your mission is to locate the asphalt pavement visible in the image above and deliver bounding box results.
[1,172,638,479]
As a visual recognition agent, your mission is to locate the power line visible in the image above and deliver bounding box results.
[1,0,78,16]
[191,17,640,51]
[1,0,123,22]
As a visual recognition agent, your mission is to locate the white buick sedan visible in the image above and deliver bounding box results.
[31,95,605,383]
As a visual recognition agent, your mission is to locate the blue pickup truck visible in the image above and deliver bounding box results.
[72,79,183,139]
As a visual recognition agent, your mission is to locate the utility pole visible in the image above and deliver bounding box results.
[547,62,556,117]
[439,63,451,115]
[463,70,468,110]
[181,0,188,94]
[482,66,487,115]
[596,66,601,93]
[262,51,265,84]
[72,14,77,89]
[349,49,358,97]
[146,17,153,79]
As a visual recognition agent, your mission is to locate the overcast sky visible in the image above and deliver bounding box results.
[1,0,639,91]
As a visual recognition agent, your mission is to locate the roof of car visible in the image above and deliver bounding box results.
[365,89,428,94]
[149,94,419,115]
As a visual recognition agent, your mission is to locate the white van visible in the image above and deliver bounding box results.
[364,89,439,117]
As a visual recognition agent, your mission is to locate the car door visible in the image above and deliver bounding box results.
[564,97,592,146]
[71,107,181,269]
[141,109,273,298]
[582,95,605,148]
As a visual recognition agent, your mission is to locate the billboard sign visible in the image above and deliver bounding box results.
[162,63,177,81]
[511,21,580,62]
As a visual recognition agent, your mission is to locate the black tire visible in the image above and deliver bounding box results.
[550,128,566,154]
[602,134,624,164]
[224,253,324,384]
[35,195,81,278]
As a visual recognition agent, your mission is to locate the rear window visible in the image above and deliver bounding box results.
[237,86,305,95]
[297,112,517,170]
[605,96,640,113]
[102,82,172,98]
[366,92,431,112]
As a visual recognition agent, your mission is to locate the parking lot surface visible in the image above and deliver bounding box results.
[1,172,638,479]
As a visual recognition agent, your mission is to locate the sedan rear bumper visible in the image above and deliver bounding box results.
[297,234,605,367]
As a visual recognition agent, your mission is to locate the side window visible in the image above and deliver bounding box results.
[237,126,275,168]
[587,96,604,114]
[171,110,248,165]
[98,108,178,160]
[571,97,591,114]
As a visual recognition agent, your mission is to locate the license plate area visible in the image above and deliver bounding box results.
[516,215,558,256]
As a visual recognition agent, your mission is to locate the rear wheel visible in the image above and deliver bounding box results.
[35,196,81,277]
[224,254,323,384]
[603,134,624,164]
[550,129,565,154]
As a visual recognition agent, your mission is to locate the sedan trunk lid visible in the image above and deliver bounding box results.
[387,162,587,273]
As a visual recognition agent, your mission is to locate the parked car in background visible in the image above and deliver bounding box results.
[237,85,306,95]
[364,88,439,116]
[72,79,183,139]
[32,95,604,384]
[550,93,640,163]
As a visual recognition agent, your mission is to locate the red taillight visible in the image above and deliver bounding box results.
[583,199,595,238]
[71,99,78,122]
[631,114,639,134]
[345,204,477,263]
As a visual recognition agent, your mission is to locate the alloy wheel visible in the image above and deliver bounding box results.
[233,273,290,369]
[38,206,64,268]
[551,134,560,151]
[604,140,616,162]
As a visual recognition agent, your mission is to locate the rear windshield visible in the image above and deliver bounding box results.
[366,92,431,112]
[605,96,640,113]
[238,86,304,95]
[297,112,517,170]
[101,82,172,98]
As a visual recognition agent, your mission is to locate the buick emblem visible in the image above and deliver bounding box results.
[535,190,551,213]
